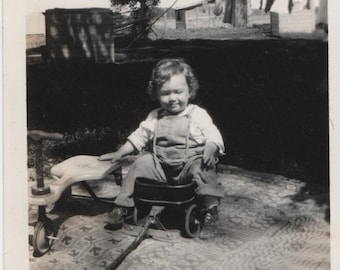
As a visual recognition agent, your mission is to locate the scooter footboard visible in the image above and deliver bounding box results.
[29,155,122,206]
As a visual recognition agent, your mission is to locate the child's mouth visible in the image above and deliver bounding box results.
[169,105,179,110]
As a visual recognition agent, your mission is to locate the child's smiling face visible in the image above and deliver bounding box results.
[157,73,190,114]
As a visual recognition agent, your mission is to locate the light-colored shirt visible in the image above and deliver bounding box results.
[128,104,225,155]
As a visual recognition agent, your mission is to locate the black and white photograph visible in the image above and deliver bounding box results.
[3,0,338,269]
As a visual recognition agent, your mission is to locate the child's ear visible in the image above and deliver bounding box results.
[189,91,196,100]
[147,81,156,101]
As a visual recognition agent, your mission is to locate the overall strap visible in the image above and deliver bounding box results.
[184,108,194,159]
[152,107,195,163]
[152,110,161,161]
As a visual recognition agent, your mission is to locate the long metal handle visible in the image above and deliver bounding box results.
[106,219,152,270]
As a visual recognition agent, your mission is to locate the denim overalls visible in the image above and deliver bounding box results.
[114,109,225,207]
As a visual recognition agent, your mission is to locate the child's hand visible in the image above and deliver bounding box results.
[98,142,135,164]
[202,142,219,169]
[98,152,123,164]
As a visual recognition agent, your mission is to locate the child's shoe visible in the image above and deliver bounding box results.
[104,206,134,231]
[199,205,219,239]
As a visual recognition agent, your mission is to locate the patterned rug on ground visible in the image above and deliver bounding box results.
[28,166,330,270]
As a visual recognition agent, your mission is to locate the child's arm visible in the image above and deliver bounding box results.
[98,141,135,163]
[191,106,225,167]
[202,142,219,168]
[99,109,158,163]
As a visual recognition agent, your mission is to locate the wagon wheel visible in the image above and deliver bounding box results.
[133,207,138,225]
[184,204,201,238]
[32,218,55,257]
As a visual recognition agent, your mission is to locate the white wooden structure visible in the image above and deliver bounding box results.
[271,10,315,35]
[175,2,225,29]
[270,0,316,36]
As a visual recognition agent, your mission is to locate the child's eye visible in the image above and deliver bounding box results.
[159,89,183,96]
[160,91,170,96]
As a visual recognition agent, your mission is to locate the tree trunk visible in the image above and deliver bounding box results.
[224,0,250,27]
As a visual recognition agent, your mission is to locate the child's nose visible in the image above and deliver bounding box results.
[169,93,176,101]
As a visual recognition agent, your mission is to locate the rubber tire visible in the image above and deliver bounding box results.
[184,204,201,238]
[133,203,151,226]
[33,218,55,257]
[133,207,139,225]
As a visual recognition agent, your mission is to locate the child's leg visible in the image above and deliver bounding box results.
[179,157,225,202]
[114,152,167,207]
[106,153,167,230]
[179,158,224,239]
[202,195,220,209]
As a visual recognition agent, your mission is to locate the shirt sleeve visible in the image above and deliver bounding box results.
[192,106,226,155]
[127,109,158,151]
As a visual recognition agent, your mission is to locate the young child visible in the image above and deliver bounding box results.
[99,58,225,239]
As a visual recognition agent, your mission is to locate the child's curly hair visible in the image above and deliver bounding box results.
[147,58,199,101]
